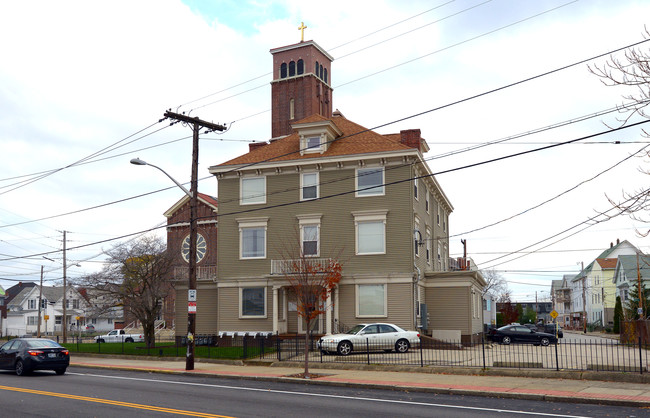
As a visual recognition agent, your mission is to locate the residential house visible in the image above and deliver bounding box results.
[551,277,571,327]
[482,293,497,329]
[570,239,639,329]
[613,253,650,315]
[590,258,618,327]
[3,285,91,337]
[193,39,485,344]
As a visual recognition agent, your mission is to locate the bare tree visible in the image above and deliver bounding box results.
[276,233,342,378]
[481,269,509,300]
[77,235,174,347]
[589,27,650,235]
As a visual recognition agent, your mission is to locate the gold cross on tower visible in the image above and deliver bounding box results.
[298,21,307,42]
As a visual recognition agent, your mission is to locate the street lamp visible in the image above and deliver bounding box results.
[130,157,197,371]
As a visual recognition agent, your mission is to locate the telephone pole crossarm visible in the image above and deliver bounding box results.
[163,111,226,133]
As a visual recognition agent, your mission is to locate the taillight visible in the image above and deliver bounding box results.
[416,333,420,338]
[62,350,69,355]
[28,350,44,356]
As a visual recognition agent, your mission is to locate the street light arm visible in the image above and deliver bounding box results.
[130,158,192,199]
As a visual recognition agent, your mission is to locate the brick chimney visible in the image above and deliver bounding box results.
[249,142,268,152]
[400,129,422,151]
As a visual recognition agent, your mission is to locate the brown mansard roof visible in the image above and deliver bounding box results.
[217,113,417,167]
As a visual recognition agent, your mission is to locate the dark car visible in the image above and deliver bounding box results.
[489,325,557,346]
[543,323,564,338]
[0,338,69,375]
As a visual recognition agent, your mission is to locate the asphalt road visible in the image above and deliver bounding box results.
[0,366,645,417]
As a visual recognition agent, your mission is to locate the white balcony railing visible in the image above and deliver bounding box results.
[271,258,332,275]
[173,266,218,281]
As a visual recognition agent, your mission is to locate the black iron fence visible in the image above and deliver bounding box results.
[62,333,649,374]
[271,334,649,374]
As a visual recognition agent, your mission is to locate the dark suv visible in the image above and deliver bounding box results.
[543,324,563,338]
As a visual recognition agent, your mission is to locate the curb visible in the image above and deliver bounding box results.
[70,360,650,408]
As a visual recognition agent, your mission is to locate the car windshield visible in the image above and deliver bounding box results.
[346,325,366,335]
[26,340,61,348]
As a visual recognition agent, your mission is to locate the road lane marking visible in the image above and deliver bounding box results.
[0,384,234,418]
[69,372,592,417]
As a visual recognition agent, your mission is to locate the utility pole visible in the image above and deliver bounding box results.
[163,111,225,371]
[581,261,587,334]
[638,253,644,319]
[37,265,44,338]
[62,230,67,343]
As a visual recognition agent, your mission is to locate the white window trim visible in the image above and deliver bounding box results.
[237,217,268,259]
[353,210,387,255]
[356,283,388,318]
[239,287,267,319]
[355,167,385,197]
[240,176,266,205]
[300,133,325,154]
[300,172,319,201]
[298,214,322,257]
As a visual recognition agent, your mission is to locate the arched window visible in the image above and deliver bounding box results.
[280,63,287,78]
[319,64,323,80]
[297,59,304,75]
[289,61,296,77]
[289,98,295,120]
[324,68,328,84]
[315,61,319,77]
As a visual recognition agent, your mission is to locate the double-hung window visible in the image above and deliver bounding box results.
[301,172,318,200]
[414,178,419,200]
[302,224,319,256]
[28,299,36,310]
[414,218,420,258]
[353,210,387,255]
[298,214,322,257]
[357,284,387,317]
[426,228,432,264]
[241,177,266,205]
[238,218,268,259]
[240,287,266,318]
[356,167,384,196]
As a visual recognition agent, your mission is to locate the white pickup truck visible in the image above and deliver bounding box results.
[94,329,144,343]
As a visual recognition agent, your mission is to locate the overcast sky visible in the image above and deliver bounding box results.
[1,0,649,301]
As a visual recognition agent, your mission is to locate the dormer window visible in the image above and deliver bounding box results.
[307,136,320,149]
[293,119,342,156]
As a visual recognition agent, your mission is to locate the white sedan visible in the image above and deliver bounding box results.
[318,323,420,356]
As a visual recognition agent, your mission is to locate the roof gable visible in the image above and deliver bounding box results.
[164,192,218,218]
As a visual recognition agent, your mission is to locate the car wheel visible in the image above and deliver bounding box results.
[96,338,105,343]
[55,368,67,375]
[125,338,134,343]
[501,336,511,345]
[540,337,550,347]
[337,341,352,356]
[15,359,29,376]
[395,339,410,353]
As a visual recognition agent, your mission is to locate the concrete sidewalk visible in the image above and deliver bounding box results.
[70,355,650,408]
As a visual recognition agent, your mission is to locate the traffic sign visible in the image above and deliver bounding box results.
[188,302,197,314]
[550,310,558,319]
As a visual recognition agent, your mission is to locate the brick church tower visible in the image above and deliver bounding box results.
[270,40,334,138]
